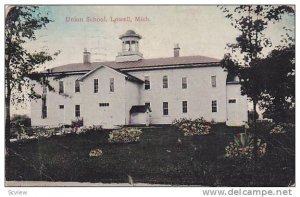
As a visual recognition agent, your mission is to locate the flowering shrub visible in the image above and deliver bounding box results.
[225,133,267,159]
[172,117,211,136]
[108,127,142,143]
[89,149,103,157]
[270,125,285,134]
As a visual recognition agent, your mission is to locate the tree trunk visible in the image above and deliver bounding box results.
[5,94,11,151]
[252,100,258,185]
[5,58,11,151]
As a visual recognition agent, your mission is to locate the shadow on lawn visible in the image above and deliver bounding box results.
[5,124,294,186]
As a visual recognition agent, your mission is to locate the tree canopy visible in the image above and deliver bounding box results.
[5,6,59,146]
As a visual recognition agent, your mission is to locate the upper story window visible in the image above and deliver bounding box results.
[211,76,216,87]
[110,78,114,92]
[228,99,236,103]
[182,77,187,89]
[75,105,80,117]
[94,79,99,93]
[59,105,64,109]
[212,100,217,113]
[59,81,64,94]
[42,84,47,94]
[163,102,168,115]
[75,81,80,92]
[182,101,187,113]
[145,76,150,90]
[163,75,168,88]
[99,103,109,107]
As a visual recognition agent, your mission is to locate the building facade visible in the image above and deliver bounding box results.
[31,30,248,128]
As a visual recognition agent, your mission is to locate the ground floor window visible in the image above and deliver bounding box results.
[163,102,168,115]
[41,96,47,118]
[182,101,187,113]
[75,105,80,117]
[99,103,109,107]
[212,100,217,112]
[145,102,151,108]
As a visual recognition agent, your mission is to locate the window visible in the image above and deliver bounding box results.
[75,105,80,117]
[145,102,151,110]
[211,76,216,87]
[145,76,150,90]
[182,77,187,89]
[110,78,114,92]
[59,81,64,94]
[41,97,47,118]
[42,84,47,94]
[228,99,236,103]
[212,100,217,112]
[59,105,64,109]
[163,76,168,88]
[182,101,187,113]
[99,103,109,107]
[94,79,98,93]
[163,102,168,115]
[75,80,80,92]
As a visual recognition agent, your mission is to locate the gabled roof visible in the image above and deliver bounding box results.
[77,65,144,84]
[46,55,220,73]
[130,105,152,113]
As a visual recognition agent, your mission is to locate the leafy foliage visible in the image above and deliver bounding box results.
[225,133,267,159]
[10,114,31,128]
[172,117,212,136]
[5,6,59,145]
[5,6,59,104]
[108,128,142,143]
[219,5,294,104]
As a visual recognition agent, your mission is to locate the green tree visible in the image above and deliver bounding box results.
[219,5,294,183]
[259,44,295,123]
[5,6,58,148]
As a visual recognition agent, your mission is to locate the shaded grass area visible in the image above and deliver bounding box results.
[6,124,294,186]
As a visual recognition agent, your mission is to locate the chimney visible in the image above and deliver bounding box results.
[83,48,91,64]
[174,43,180,57]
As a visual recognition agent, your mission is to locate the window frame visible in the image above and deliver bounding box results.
[59,81,64,94]
[163,102,168,115]
[163,75,168,89]
[211,76,217,88]
[99,103,110,107]
[110,78,114,92]
[41,96,47,119]
[228,99,237,104]
[75,105,80,117]
[144,76,150,90]
[182,101,188,113]
[75,80,80,93]
[94,79,99,93]
[212,100,218,113]
[182,77,187,89]
[42,84,47,94]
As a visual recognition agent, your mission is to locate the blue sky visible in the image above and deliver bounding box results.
[28,6,294,68]
[15,5,295,115]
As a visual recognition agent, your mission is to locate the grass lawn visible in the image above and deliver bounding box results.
[5,124,294,186]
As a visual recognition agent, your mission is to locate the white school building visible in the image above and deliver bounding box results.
[31,30,248,128]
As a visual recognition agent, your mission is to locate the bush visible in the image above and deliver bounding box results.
[71,118,83,128]
[172,117,211,136]
[108,127,142,143]
[225,133,267,159]
[10,114,31,128]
